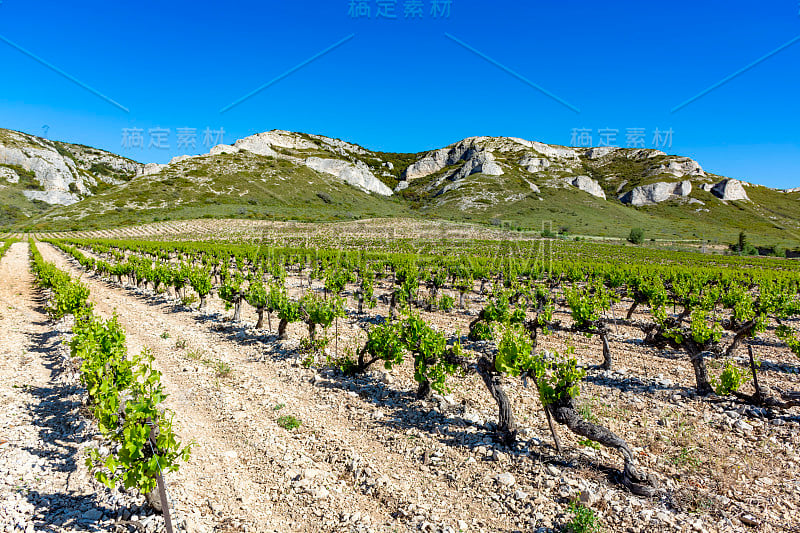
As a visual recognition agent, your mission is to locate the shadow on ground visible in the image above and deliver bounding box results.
[20,297,140,531]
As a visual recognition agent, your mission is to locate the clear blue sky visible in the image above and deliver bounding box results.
[1,0,798,188]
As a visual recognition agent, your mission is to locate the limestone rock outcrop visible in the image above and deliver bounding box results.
[137,163,166,177]
[402,139,504,181]
[519,154,551,173]
[565,175,606,200]
[584,147,618,160]
[236,130,316,155]
[305,157,392,196]
[647,158,704,178]
[205,131,393,195]
[620,180,692,206]
[711,179,749,201]
[526,141,580,162]
[209,144,241,156]
[0,166,19,183]
[450,151,503,181]
[0,130,141,205]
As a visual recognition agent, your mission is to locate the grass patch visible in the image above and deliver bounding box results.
[277,415,302,430]
[564,501,600,533]
[212,360,232,378]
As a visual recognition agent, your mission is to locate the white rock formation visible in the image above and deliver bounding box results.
[233,135,278,158]
[137,163,166,177]
[194,131,394,196]
[626,149,666,160]
[584,147,618,159]
[209,144,241,156]
[23,189,79,205]
[675,180,693,197]
[620,180,693,206]
[0,166,19,183]
[402,139,506,184]
[527,141,580,161]
[565,175,606,199]
[449,151,503,181]
[711,179,749,201]
[647,158,704,178]
[403,140,482,181]
[519,154,551,173]
[783,186,800,193]
[502,137,579,161]
[0,131,140,206]
[307,134,370,157]
[0,144,77,205]
[168,155,193,165]
[305,157,392,196]
[236,130,316,154]
[523,179,541,194]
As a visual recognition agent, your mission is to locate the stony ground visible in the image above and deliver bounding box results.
[0,242,171,533]
[0,217,724,254]
[1,240,799,533]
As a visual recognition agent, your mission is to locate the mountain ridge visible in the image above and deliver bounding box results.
[1,127,799,247]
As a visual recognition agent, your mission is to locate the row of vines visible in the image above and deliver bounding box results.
[0,239,14,259]
[46,237,800,497]
[28,240,190,520]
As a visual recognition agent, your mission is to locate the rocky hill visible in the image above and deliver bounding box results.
[0,128,141,225]
[390,135,800,247]
[3,127,800,247]
[394,135,750,207]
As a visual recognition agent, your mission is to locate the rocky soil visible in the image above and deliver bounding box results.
[1,240,799,532]
[0,243,170,533]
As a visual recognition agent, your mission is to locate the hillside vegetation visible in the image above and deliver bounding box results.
[1,128,798,249]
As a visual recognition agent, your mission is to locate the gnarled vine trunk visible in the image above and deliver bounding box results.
[278,318,289,340]
[724,320,757,358]
[732,346,800,408]
[355,346,378,375]
[416,380,431,400]
[626,301,638,320]
[600,330,612,370]
[688,348,713,395]
[643,325,713,395]
[549,396,659,497]
[255,308,265,330]
[476,356,517,446]
[233,296,243,322]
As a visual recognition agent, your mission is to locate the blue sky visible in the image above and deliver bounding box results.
[0,0,798,188]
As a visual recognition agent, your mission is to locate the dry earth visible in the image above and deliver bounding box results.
[1,239,799,533]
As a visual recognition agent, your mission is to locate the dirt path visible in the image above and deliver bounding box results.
[37,243,527,533]
[34,243,328,532]
[37,242,800,533]
[0,242,119,531]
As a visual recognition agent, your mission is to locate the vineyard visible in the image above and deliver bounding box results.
[1,230,800,533]
[0,240,12,260]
